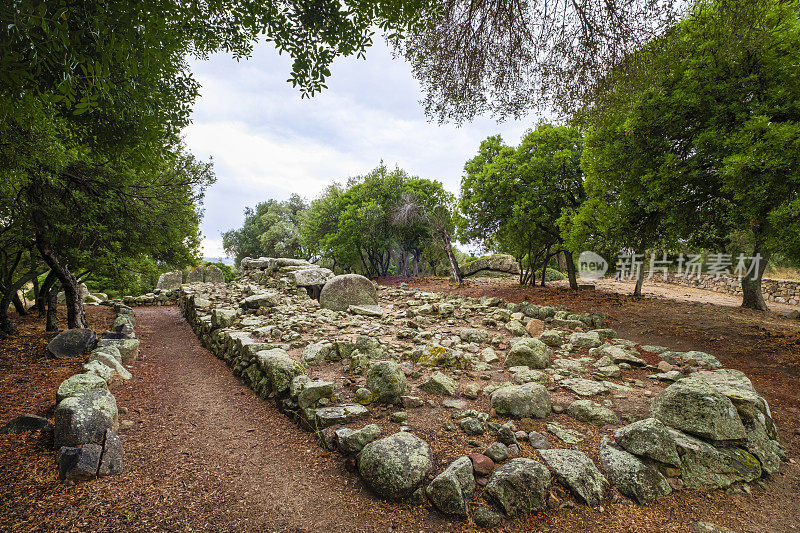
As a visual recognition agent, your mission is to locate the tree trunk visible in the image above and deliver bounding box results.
[540,248,553,287]
[438,228,462,283]
[46,283,59,331]
[12,292,27,315]
[412,250,420,277]
[37,271,56,318]
[741,249,769,311]
[633,259,646,297]
[0,268,42,335]
[36,242,86,329]
[398,250,407,277]
[564,250,579,290]
[30,274,39,311]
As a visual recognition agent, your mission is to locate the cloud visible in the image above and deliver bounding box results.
[184,39,536,258]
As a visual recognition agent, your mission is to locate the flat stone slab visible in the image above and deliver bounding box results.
[560,378,606,396]
[314,404,370,428]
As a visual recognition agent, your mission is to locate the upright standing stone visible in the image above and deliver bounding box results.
[156,270,183,290]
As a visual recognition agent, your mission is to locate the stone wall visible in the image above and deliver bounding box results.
[662,273,800,305]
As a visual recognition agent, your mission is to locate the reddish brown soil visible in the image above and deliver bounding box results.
[1,288,799,532]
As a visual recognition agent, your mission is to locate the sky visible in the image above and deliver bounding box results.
[184,39,537,258]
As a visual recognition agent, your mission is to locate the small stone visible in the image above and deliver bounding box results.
[390,411,408,423]
[473,507,503,528]
[460,417,484,436]
[469,453,496,476]
[484,442,509,463]
[528,431,550,450]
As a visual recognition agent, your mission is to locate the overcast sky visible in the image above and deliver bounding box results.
[184,39,536,258]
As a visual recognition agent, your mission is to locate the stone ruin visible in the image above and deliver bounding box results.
[174,257,784,526]
[37,304,140,481]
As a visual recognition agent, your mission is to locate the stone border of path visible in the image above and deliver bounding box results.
[175,258,786,527]
[49,303,140,481]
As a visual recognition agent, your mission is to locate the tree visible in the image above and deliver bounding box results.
[395,0,698,122]
[581,0,800,308]
[392,178,462,282]
[460,125,585,287]
[1,0,433,332]
[223,195,309,266]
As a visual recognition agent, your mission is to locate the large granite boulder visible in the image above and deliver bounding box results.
[491,384,551,419]
[48,329,97,359]
[667,429,762,489]
[504,338,551,369]
[538,449,609,507]
[156,270,182,290]
[319,274,378,312]
[358,432,433,499]
[484,458,550,516]
[366,361,407,404]
[461,254,520,277]
[598,437,671,504]
[613,418,681,467]
[54,389,119,448]
[426,456,475,517]
[651,377,747,442]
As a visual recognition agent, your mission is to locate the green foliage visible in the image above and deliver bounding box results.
[460,125,585,285]
[577,0,800,302]
[223,195,309,266]
[299,164,458,277]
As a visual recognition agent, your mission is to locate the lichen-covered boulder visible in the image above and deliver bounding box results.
[366,361,407,404]
[504,338,550,369]
[54,389,119,448]
[256,349,306,397]
[667,429,762,489]
[419,371,456,396]
[336,424,381,455]
[490,384,551,419]
[570,331,602,348]
[598,437,671,504]
[319,274,377,312]
[48,329,97,359]
[426,456,475,517]
[240,293,279,309]
[291,267,334,287]
[358,432,433,499]
[301,342,335,366]
[567,400,619,426]
[211,308,238,328]
[651,377,747,441]
[613,418,681,467]
[56,373,108,404]
[538,449,609,507]
[87,351,132,383]
[484,458,550,516]
[97,338,140,364]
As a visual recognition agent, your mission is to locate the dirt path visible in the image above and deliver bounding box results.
[1,307,449,532]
